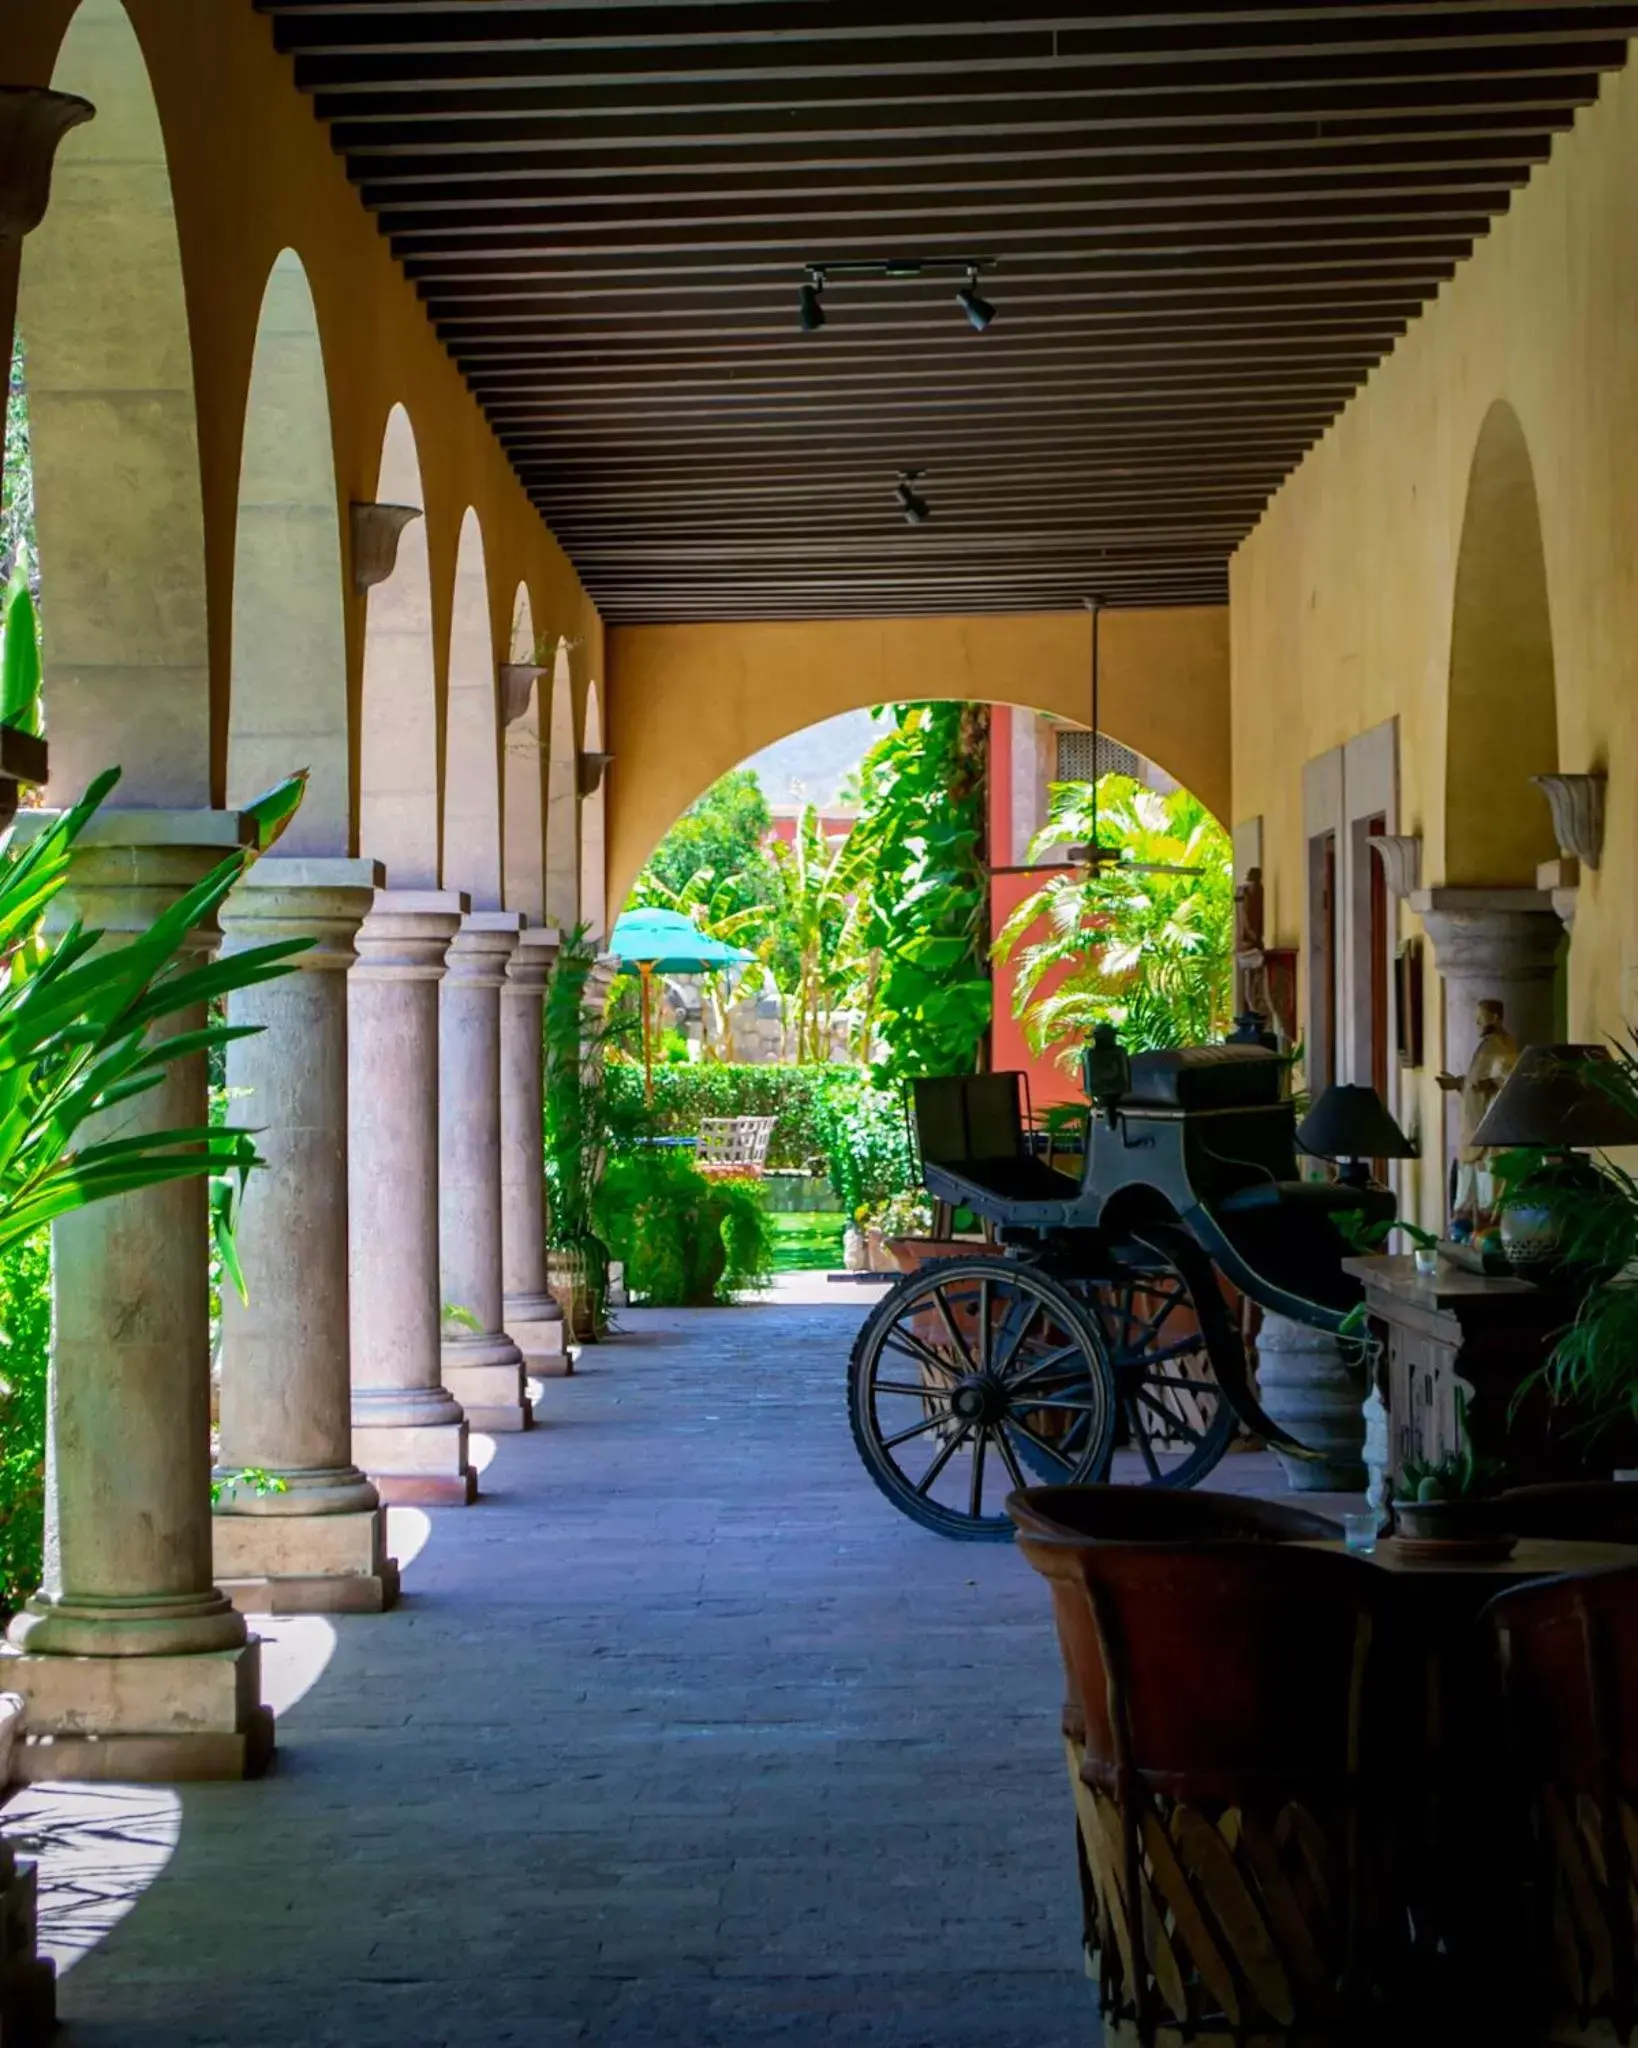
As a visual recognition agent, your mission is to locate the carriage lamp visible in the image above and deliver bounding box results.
[1296,1084,1416,1189]
[1083,1022,1131,1127]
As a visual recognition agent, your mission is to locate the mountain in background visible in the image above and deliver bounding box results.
[741,708,879,814]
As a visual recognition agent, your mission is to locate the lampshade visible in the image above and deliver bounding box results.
[1296,1083,1417,1163]
[1471,1044,1638,1150]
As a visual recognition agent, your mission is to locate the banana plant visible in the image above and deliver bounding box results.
[0,764,310,1261]
[0,576,41,736]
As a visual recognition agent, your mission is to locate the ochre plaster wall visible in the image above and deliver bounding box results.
[1231,52,1638,1223]
[606,607,1230,912]
[0,0,602,848]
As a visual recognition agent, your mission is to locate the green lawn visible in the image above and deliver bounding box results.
[768,1210,847,1273]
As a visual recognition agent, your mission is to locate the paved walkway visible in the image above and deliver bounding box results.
[14,1303,1096,2047]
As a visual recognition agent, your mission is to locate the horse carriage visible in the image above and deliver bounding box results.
[847,1034,1393,1538]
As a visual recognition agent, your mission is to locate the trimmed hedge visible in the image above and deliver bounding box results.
[603,1061,849,1171]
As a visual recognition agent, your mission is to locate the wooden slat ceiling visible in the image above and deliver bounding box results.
[257,1,1636,621]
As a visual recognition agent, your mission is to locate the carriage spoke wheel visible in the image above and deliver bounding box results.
[1090,1234,1237,1489]
[848,1259,1114,1540]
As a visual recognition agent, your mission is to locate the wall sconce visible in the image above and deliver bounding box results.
[498,662,545,726]
[1366,833,1422,901]
[349,502,423,593]
[1532,771,1606,869]
[0,86,95,245]
[578,752,613,798]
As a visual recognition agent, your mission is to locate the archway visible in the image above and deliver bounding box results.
[228,248,348,853]
[579,681,607,939]
[544,639,579,931]
[502,583,546,922]
[1445,400,1559,884]
[359,405,437,886]
[18,0,210,805]
[443,508,502,909]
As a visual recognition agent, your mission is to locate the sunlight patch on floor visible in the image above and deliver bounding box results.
[4,1782,181,1973]
[385,1504,433,1571]
[254,1614,339,1718]
[467,1431,498,1475]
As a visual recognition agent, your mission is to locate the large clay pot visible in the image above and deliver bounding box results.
[548,1247,600,1342]
[1253,1310,1367,1492]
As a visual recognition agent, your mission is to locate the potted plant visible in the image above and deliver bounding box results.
[1390,1388,1511,1555]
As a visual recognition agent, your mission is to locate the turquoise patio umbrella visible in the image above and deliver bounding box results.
[607,908,755,1100]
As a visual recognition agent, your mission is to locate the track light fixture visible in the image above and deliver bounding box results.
[895,471,930,525]
[956,267,995,333]
[797,270,825,333]
[795,256,996,333]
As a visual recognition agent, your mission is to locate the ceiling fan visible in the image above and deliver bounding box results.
[990,597,1202,880]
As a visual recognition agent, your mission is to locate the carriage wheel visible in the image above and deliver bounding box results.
[848,1258,1115,1540]
[1089,1229,1238,1490]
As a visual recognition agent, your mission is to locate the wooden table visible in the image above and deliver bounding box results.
[1313,1533,1638,1582]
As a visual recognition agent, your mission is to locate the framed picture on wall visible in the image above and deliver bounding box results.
[1395,938,1425,1070]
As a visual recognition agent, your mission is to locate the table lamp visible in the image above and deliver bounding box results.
[1471,1044,1638,1275]
[1296,1083,1417,1188]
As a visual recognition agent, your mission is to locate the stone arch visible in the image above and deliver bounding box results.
[358,404,437,886]
[544,639,579,931]
[228,248,348,853]
[502,582,546,921]
[18,0,210,805]
[1444,401,1559,885]
[442,508,502,909]
[579,679,607,939]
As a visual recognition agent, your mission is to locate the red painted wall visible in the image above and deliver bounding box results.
[988,710,1084,1112]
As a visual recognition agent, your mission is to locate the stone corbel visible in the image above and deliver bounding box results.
[0,86,94,244]
[1531,771,1605,930]
[1532,771,1606,869]
[498,663,545,726]
[578,751,614,798]
[1366,833,1422,901]
[349,502,422,593]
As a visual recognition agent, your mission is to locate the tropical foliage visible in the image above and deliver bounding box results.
[1,337,32,598]
[594,1148,773,1306]
[842,700,991,1084]
[0,1231,48,1615]
[637,767,775,925]
[994,774,1234,1064]
[543,924,612,1282]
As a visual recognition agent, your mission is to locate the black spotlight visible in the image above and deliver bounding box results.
[895,472,930,525]
[956,269,995,333]
[798,272,826,333]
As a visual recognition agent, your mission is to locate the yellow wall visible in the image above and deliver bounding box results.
[606,606,1230,911]
[0,0,603,836]
[1231,51,1638,1218]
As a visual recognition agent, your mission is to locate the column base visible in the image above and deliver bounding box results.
[0,1641,273,1783]
[213,1507,400,1615]
[353,1419,478,1506]
[442,1333,533,1432]
[505,1309,572,1376]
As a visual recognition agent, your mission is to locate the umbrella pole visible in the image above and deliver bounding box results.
[640,959,655,1104]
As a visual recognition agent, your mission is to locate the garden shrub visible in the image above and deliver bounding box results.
[602,1061,849,1171]
[595,1149,774,1305]
[819,1084,917,1217]
[0,1230,49,1619]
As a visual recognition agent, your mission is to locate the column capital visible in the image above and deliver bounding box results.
[504,925,562,994]
[221,856,384,971]
[15,806,253,943]
[1409,886,1562,980]
[354,888,469,982]
[445,909,524,990]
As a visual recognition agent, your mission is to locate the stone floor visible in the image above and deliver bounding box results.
[10,1300,1106,2047]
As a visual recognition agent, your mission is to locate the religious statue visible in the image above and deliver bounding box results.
[1436,998,1518,1231]
[1234,866,1273,1029]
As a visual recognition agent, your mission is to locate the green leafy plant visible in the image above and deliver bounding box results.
[822,1083,916,1218]
[994,774,1233,1064]
[1392,1388,1504,1502]
[842,702,990,1083]
[543,924,617,1324]
[1335,1209,1438,1256]
[602,1060,857,1172]
[0,1230,48,1615]
[210,1467,289,1506]
[0,576,41,736]
[594,1148,772,1305]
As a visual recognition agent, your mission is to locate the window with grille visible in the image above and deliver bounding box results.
[1055,730,1141,783]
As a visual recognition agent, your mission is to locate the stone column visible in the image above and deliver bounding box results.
[349,889,476,1504]
[213,858,399,1614]
[0,812,270,1782]
[441,912,532,1431]
[1410,886,1564,1167]
[501,926,567,1374]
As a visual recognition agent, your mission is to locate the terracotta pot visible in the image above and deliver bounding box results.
[548,1247,601,1342]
